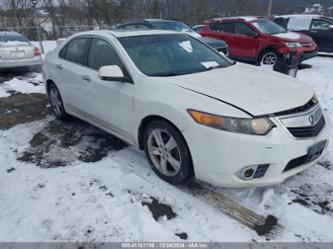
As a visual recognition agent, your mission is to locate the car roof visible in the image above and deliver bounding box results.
[275,14,321,19]
[145,19,180,23]
[73,29,181,38]
[210,16,262,22]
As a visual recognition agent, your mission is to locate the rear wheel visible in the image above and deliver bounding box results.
[143,120,193,184]
[48,83,68,120]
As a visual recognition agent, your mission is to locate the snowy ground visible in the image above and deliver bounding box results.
[0,44,333,242]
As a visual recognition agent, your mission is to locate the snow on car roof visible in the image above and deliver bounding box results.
[211,16,261,22]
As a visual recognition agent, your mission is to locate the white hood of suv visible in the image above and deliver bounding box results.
[162,63,314,116]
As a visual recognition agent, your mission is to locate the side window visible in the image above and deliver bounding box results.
[65,38,89,65]
[235,23,257,37]
[88,38,123,70]
[274,18,288,28]
[311,19,331,30]
[135,24,150,29]
[209,22,220,31]
[218,22,235,33]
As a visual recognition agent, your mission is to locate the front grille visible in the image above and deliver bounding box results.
[275,97,317,116]
[287,116,325,138]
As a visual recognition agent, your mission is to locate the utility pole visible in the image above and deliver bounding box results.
[267,0,273,19]
[31,0,45,54]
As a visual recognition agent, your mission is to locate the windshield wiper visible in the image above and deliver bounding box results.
[206,64,225,71]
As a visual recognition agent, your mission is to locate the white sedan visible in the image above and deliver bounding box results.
[0,31,42,70]
[43,30,330,187]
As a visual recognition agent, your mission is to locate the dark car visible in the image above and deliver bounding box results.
[274,15,333,53]
[115,19,228,55]
[201,17,318,66]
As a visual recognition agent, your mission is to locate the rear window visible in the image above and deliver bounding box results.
[0,34,30,45]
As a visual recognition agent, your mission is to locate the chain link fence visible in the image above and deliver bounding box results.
[0,25,114,41]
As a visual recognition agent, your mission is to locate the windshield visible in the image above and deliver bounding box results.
[252,19,287,35]
[151,21,193,32]
[119,34,232,77]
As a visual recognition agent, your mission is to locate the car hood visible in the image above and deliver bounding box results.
[160,63,314,116]
[272,31,313,43]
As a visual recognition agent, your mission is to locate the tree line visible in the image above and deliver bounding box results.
[1,0,316,40]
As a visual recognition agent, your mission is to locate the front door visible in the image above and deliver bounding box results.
[85,37,135,141]
[230,22,258,59]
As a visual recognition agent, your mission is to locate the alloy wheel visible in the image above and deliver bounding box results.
[147,128,182,177]
[49,87,63,117]
[261,52,278,66]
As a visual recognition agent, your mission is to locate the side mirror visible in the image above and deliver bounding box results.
[98,65,125,81]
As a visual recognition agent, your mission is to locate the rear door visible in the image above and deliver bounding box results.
[309,18,333,52]
[205,22,236,54]
[56,37,92,113]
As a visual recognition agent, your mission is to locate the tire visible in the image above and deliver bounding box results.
[259,50,278,67]
[143,120,193,184]
[48,83,68,120]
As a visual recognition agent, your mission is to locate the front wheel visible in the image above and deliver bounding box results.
[143,120,193,184]
[259,50,278,67]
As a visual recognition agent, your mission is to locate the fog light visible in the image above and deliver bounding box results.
[237,164,270,180]
[244,168,255,179]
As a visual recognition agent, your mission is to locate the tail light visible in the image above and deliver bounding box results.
[34,47,41,57]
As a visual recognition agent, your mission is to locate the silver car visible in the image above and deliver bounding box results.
[0,31,42,70]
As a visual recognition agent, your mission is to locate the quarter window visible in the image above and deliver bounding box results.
[88,38,123,70]
[65,38,89,65]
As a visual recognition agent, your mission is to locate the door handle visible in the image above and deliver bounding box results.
[56,64,63,70]
[82,75,91,82]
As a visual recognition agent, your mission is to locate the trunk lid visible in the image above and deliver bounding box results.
[0,42,35,60]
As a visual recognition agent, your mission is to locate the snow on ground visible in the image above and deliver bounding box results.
[0,56,333,243]
[0,73,45,98]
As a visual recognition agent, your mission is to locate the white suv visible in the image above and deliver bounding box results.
[43,30,330,187]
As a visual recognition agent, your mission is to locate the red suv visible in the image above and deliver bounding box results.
[201,17,318,66]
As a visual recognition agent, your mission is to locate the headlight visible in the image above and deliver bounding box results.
[285,42,302,48]
[188,110,275,135]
